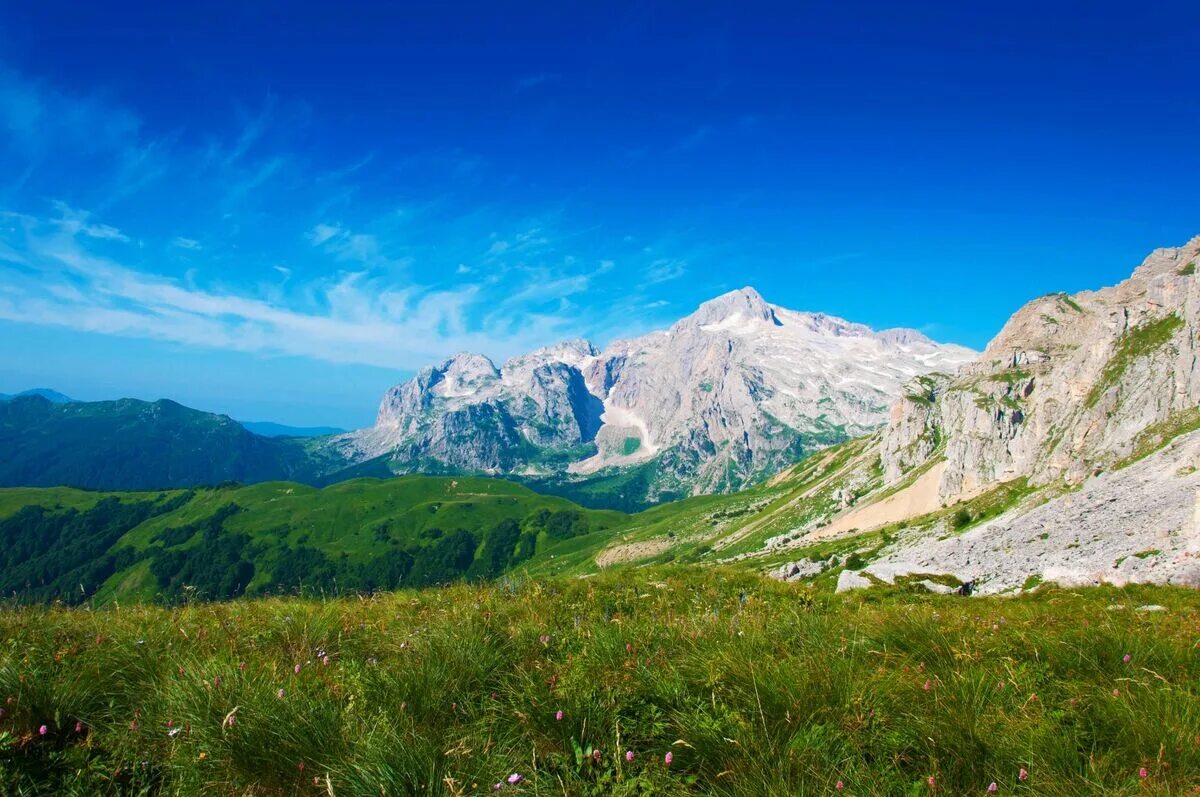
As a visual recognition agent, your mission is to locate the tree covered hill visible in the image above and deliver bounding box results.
[0,395,370,491]
[0,476,627,604]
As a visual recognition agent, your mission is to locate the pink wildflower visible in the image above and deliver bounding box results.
[928,776,936,789]
[923,680,932,691]
[213,676,221,687]
[988,783,997,793]
[1139,767,1148,779]
[593,749,602,762]
[277,688,286,699]
[555,710,563,721]
[1123,654,1131,664]
[75,721,83,733]
[38,724,47,736]
[294,663,301,675]
[1019,767,1028,781]
[322,655,331,667]
[836,781,844,791]
[664,751,673,766]
[239,661,246,672]
[507,772,523,785]
[625,750,635,762]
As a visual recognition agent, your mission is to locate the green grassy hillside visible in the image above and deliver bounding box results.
[0,395,333,490]
[0,476,626,605]
[0,431,895,605]
[0,569,1196,795]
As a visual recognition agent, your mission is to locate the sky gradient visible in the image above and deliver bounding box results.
[1,1,1198,427]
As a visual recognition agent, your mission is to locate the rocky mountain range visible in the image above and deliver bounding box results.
[737,235,1200,593]
[333,287,976,504]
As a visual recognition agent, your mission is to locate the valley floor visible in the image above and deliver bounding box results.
[0,569,1197,795]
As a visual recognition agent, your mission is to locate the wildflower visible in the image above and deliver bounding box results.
[1123,654,1131,664]
[593,749,602,762]
[322,655,331,667]
[923,680,932,691]
[239,661,246,672]
[1139,767,1148,779]
[928,775,936,789]
[555,710,564,721]
[493,784,503,791]
[1113,688,1120,697]
[626,750,635,762]
[1019,768,1028,781]
[507,772,523,785]
[75,721,83,733]
[277,688,286,699]
[836,781,844,791]
[664,751,673,766]
[169,727,181,738]
[539,634,550,645]
[298,761,305,772]
[130,719,139,732]
[38,724,47,736]
[213,676,221,687]
[294,664,301,675]
[988,783,997,793]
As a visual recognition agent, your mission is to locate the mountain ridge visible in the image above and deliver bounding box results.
[335,286,976,505]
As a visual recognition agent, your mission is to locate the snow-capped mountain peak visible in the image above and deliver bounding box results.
[345,287,977,504]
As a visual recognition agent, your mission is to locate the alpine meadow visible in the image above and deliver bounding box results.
[1,2,1199,795]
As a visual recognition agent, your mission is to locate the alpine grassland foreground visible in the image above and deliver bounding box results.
[0,570,1197,796]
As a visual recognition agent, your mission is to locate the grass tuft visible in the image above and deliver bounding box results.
[0,569,1197,794]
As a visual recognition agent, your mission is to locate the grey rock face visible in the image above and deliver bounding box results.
[339,287,976,497]
[880,236,1200,504]
[818,235,1200,592]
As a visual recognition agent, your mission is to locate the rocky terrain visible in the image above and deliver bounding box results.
[763,235,1200,592]
[334,288,975,503]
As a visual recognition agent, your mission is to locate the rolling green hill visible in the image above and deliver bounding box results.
[0,395,361,491]
[0,475,627,604]
[0,432,887,605]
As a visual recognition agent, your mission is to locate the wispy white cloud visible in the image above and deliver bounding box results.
[0,65,699,373]
[645,257,687,283]
[0,206,616,369]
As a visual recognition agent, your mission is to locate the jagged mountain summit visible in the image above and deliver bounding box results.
[336,287,976,504]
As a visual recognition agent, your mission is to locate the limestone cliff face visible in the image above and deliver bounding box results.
[881,236,1200,502]
[339,288,976,499]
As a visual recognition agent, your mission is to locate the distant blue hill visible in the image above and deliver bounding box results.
[0,388,75,404]
[238,420,346,438]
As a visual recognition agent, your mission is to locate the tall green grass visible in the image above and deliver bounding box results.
[0,569,1196,795]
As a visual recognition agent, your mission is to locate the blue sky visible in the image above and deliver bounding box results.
[1,1,1198,427]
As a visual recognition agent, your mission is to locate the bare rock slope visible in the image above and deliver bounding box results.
[762,235,1200,592]
[336,288,975,503]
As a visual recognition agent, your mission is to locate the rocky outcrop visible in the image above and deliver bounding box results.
[811,234,1200,592]
[338,288,976,500]
[880,236,1200,503]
